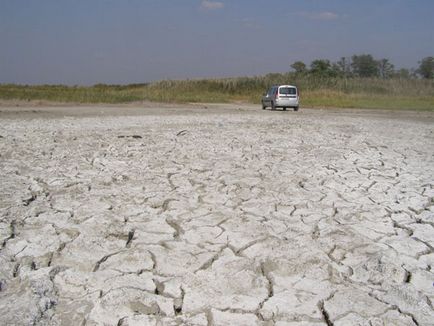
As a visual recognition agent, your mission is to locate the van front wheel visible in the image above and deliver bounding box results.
[294,106,299,111]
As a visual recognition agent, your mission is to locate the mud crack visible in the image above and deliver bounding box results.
[92,251,123,272]
[318,300,333,326]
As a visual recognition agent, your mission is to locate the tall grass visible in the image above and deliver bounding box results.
[1,74,433,110]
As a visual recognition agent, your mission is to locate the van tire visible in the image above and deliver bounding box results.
[262,102,266,110]
[283,107,287,111]
[294,106,299,111]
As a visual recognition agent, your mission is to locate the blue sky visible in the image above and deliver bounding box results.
[1,0,433,85]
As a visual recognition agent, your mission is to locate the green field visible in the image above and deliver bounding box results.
[1,74,433,110]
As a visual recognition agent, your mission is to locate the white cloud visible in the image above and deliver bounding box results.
[298,11,339,21]
[200,1,224,11]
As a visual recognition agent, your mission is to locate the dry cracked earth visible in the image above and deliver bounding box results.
[0,104,434,326]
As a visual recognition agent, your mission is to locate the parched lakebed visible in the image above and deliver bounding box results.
[1,105,434,325]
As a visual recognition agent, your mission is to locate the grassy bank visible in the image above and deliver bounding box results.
[1,74,433,110]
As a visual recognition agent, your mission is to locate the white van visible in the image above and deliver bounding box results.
[261,85,299,111]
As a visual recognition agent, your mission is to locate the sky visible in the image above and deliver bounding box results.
[1,0,433,85]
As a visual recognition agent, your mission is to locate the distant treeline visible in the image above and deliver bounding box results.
[290,55,434,79]
[0,55,433,110]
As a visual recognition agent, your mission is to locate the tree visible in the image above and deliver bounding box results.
[417,56,434,79]
[351,54,379,77]
[290,61,307,74]
[310,59,336,77]
[336,57,351,77]
[377,58,395,79]
[331,63,343,77]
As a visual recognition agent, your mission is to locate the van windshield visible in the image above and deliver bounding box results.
[279,87,297,95]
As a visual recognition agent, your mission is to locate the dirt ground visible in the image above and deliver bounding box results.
[1,103,433,325]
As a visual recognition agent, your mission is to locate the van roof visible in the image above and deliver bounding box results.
[277,85,297,88]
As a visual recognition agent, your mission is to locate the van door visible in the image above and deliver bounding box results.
[264,87,274,105]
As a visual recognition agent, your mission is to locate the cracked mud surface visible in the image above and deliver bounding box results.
[1,105,434,325]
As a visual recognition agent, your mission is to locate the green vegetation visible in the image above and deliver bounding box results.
[1,75,433,110]
[417,56,434,79]
[1,54,433,110]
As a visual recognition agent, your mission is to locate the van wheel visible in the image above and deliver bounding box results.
[262,102,266,110]
[271,102,275,110]
[294,106,299,111]
[283,107,286,111]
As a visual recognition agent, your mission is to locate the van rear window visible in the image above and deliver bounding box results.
[279,87,297,95]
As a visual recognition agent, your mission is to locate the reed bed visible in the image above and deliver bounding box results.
[1,74,433,110]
